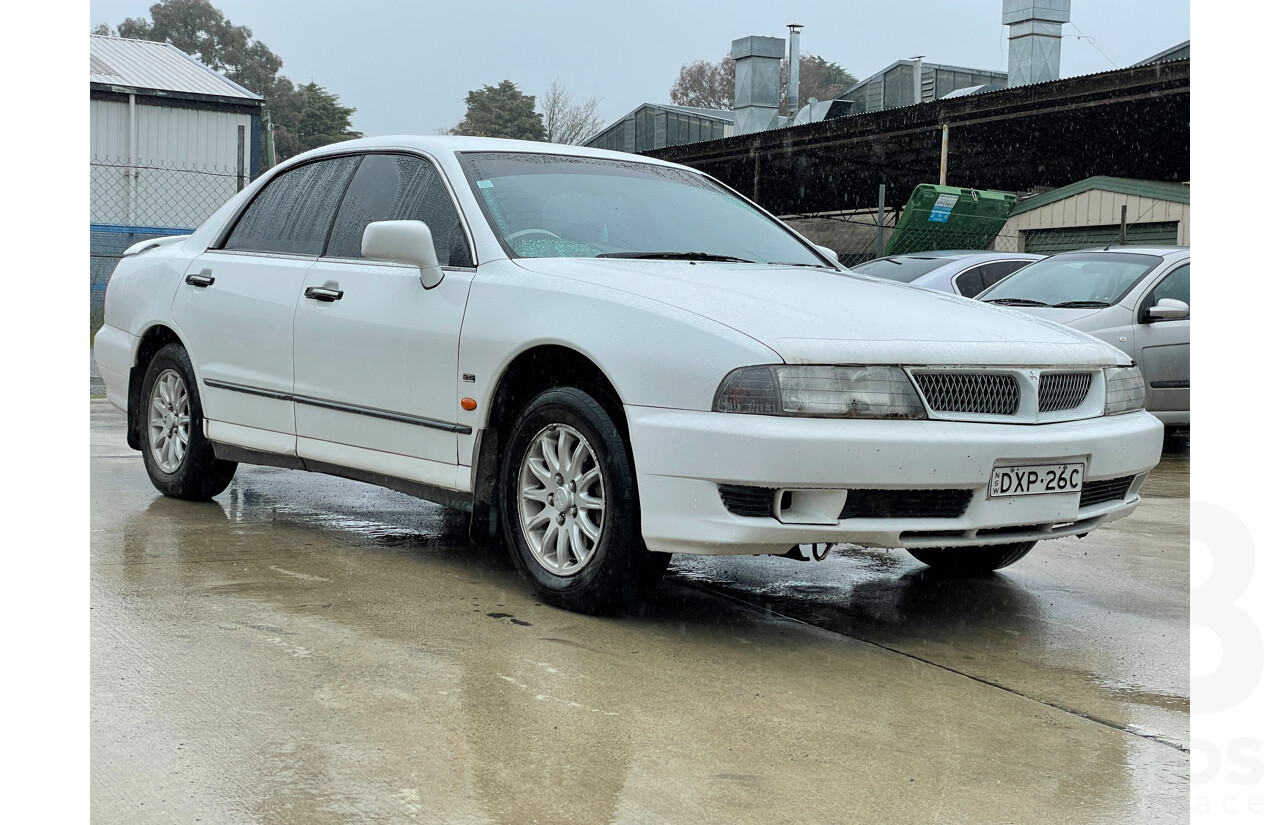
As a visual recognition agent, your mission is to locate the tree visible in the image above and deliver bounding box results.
[268,81,362,161]
[93,1,360,162]
[670,53,857,113]
[540,79,604,145]
[669,56,735,110]
[785,55,858,109]
[448,81,547,141]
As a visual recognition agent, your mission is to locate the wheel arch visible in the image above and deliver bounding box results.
[468,344,630,541]
[126,325,186,450]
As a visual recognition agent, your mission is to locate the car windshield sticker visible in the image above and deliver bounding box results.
[929,193,959,223]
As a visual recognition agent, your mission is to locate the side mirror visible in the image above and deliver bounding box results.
[814,245,841,267]
[361,220,445,289]
[1146,297,1189,321]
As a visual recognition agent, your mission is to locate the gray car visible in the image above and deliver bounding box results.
[848,250,1043,298]
[977,246,1190,430]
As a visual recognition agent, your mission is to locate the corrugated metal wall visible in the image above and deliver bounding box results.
[90,98,252,229]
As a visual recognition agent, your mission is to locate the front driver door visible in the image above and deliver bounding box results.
[1134,261,1190,417]
[293,152,476,488]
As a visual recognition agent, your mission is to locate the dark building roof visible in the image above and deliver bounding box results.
[645,60,1189,217]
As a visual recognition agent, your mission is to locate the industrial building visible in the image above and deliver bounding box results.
[585,103,733,154]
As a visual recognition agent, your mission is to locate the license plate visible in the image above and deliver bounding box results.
[989,463,1085,498]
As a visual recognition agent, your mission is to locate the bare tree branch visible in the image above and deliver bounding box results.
[540,79,605,145]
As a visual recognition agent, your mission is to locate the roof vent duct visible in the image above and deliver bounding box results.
[731,35,785,135]
[1003,0,1071,87]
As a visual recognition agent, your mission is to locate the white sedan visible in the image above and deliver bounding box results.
[94,136,1164,613]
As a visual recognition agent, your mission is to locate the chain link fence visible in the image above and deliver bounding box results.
[90,155,243,337]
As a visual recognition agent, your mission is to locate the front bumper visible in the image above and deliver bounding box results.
[625,406,1164,555]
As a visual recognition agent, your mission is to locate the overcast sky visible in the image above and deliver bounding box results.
[88,0,1190,138]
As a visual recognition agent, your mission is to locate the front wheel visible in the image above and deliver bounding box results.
[906,541,1037,574]
[499,387,667,614]
[139,343,237,500]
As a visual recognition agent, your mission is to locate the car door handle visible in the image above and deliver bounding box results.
[304,285,344,302]
[185,270,215,287]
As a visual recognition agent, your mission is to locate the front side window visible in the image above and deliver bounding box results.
[461,152,830,268]
[979,252,1163,307]
[223,156,359,255]
[1148,263,1190,309]
[325,154,473,267]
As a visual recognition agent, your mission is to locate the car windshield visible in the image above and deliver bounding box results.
[978,251,1163,307]
[461,152,830,267]
[848,256,955,283]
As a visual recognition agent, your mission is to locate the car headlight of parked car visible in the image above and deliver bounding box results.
[1103,366,1146,415]
[714,365,927,419]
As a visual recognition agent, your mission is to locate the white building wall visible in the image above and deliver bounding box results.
[90,98,253,229]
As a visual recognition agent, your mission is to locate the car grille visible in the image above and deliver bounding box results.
[1038,372,1093,413]
[839,489,973,519]
[1079,475,1135,507]
[914,372,1020,415]
[717,485,775,518]
[718,485,972,519]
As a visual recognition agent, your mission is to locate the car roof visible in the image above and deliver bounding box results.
[866,250,1042,263]
[1051,245,1189,257]
[280,134,691,171]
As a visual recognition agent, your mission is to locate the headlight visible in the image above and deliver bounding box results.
[714,365,926,419]
[1104,366,1146,415]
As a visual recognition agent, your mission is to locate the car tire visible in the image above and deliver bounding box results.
[139,343,237,500]
[906,541,1037,574]
[498,387,667,613]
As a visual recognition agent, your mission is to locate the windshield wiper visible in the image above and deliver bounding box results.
[596,251,755,263]
[983,297,1050,307]
[1051,300,1111,308]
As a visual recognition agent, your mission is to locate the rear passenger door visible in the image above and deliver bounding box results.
[171,156,358,453]
[293,152,476,484]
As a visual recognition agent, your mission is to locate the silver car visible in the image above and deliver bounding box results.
[977,246,1190,429]
[848,250,1043,298]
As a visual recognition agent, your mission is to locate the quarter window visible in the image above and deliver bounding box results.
[223,157,359,255]
[325,154,473,267]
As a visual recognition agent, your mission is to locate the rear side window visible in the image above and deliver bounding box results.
[223,157,359,255]
[954,268,985,297]
[325,154,473,267]
[979,259,1032,289]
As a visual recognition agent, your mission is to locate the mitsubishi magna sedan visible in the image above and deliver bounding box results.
[94,136,1164,614]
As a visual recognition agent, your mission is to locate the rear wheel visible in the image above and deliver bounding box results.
[906,541,1037,574]
[499,387,668,614]
[140,343,237,500]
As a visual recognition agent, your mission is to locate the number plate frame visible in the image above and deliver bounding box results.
[988,462,1086,498]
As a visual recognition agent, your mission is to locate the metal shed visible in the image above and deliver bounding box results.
[90,34,265,231]
[1000,177,1190,253]
[90,35,266,328]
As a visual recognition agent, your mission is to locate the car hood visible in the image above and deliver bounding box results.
[512,259,1128,367]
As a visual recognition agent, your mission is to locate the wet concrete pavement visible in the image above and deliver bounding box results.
[91,400,1189,824]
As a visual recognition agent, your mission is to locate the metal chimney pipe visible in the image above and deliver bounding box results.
[787,24,803,117]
